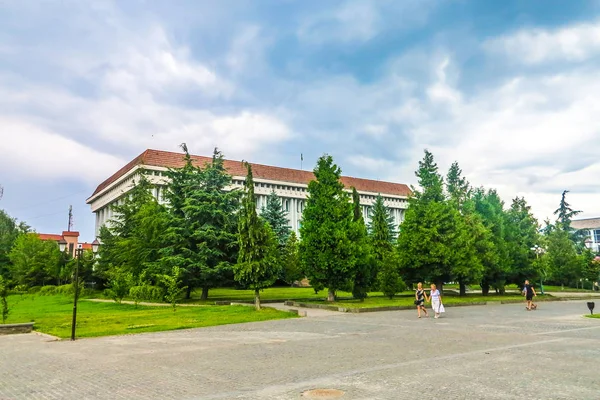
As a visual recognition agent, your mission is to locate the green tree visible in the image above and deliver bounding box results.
[261,191,291,247]
[504,197,540,287]
[553,190,581,232]
[378,251,406,299]
[234,163,279,310]
[397,150,459,292]
[350,188,374,301]
[8,234,60,287]
[160,267,187,311]
[105,268,133,304]
[368,194,396,242]
[0,210,28,281]
[281,232,302,285]
[368,193,396,298]
[161,146,240,300]
[547,228,580,286]
[446,161,471,209]
[299,155,356,302]
[0,275,9,323]
[97,174,166,285]
[472,188,509,295]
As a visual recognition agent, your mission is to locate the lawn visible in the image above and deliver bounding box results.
[184,287,361,303]
[585,314,600,319]
[3,294,297,339]
[301,293,550,309]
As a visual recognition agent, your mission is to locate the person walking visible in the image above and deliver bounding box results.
[429,284,445,318]
[523,280,537,310]
[415,282,429,318]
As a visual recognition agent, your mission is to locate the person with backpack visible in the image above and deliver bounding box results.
[523,280,537,310]
[415,282,429,318]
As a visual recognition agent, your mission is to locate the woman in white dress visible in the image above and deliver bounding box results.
[429,284,445,319]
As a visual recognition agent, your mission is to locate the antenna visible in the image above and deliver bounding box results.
[68,205,73,232]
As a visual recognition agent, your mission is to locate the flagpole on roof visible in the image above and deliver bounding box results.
[301,153,303,171]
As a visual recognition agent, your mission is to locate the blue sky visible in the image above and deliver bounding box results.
[2,0,600,241]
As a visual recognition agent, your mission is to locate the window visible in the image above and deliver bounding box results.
[284,199,289,212]
[594,230,600,243]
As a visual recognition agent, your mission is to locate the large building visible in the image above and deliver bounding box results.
[87,149,412,237]
[572,217,600,253]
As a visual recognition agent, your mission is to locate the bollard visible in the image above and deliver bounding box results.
[587,302,595,315]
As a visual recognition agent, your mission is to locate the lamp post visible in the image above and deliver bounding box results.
[531,245,546,295]
[58,238,100,341]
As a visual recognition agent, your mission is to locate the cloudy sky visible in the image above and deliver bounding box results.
[1,0,600,241]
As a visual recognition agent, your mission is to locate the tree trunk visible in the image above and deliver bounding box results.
[498,286,506,295]
[186,285,193,299]
[200,286,209,301]
[254,289,261,311]
[327,289,336,302]
[459,281,466,297]
[481,283,490,296]
[436,281,444,295]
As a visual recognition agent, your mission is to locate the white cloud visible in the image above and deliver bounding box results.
[0,118,124,184]
[484,20,600,64]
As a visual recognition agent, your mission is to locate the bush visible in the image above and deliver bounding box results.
[105,270,133,304]
[56,284,75,295]
[39,285,57,296]
[378,253,406,300]
[129,285,165,305]
[13,284,29,293]
[28,286,42,294]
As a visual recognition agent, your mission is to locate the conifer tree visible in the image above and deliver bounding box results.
[553,190,581,232]
[300,155,356,302]
[234,163,279,310]
[281,232,302,285]
[161,145,240,300]
[261,191,291,247]
[504,197,540,287]
[350,188,374,301]
[397,150,459,292]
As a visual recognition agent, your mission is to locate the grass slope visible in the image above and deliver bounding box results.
[4,294,297,339]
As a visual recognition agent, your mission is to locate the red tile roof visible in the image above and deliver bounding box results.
[90,149,412,199]
[80,243,92,250]
[37,233,63,241]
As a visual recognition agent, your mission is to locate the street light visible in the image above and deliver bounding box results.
[58,238,100,341]
[531,245,546,295]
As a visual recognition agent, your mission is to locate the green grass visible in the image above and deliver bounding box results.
[184,287,359,304]
[585,314,600,319]
[4,294,297,339]
[301,293,549,309]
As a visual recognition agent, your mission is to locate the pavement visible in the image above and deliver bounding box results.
[1,300,599,400]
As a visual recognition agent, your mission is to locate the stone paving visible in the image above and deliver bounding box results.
[0,301,599,399]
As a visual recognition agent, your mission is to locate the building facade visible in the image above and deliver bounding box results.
[571,218,600,253]
[38,231,93,257]
[86,149,412,237]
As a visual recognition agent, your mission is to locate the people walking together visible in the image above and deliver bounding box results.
[415,282,429,318]
[429,284,445,318]
[523,280,537,310]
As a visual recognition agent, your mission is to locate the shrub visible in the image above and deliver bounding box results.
[129,285,165,306]
[105,270,133,304]
[0,276,9,324]
[39,285,57,296]
[378,253,406,300]
[28,286,42,294]
[13,284,29,293]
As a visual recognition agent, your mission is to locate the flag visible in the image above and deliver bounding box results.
[301,153,303,161]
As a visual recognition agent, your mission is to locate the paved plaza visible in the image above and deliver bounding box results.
[1,301,599,399]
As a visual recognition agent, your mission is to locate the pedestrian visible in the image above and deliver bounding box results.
[429,284,445,319]
[523,280,537,310]
[415,282,429,318]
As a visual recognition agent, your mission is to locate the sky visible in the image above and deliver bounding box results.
[2,0,600,241]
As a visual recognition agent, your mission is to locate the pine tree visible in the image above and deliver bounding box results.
[161,146,240,300]
[281,232,302,285]
[553,190,581,232]
[472,188,509,295]
[234,162,279,310]
[398,150,460,292]
[446,161,470,209]
[504,197,540,287]
[261,191,291,247]
[368,194,396,240]
[350,187,374,301]
[300,155,356,302]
